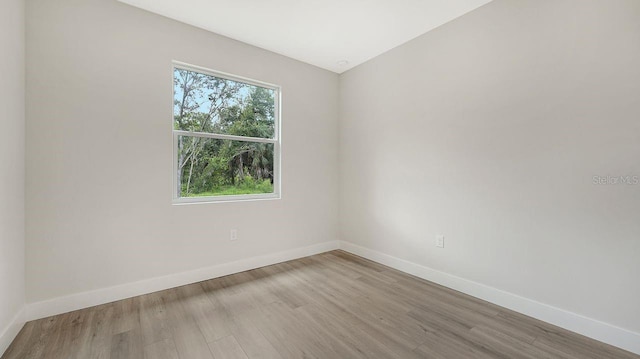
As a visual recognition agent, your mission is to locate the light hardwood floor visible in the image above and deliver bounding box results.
[3,251,638,359]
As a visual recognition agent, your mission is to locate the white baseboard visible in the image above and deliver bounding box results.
[338,240,640,356]
[27,240,340,321]
[0,306,26,357]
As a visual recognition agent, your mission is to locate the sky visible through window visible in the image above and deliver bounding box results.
[173,72,252,125]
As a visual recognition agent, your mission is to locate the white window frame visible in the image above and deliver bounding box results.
[172,61,281,204]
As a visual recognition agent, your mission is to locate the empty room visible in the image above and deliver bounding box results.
[1,0,639,358]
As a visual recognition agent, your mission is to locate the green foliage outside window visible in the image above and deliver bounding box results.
[174,68,277,198]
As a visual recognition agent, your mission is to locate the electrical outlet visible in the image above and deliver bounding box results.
[435,235,444,248]
[230,229,238,241]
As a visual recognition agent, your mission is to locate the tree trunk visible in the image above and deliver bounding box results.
[177,137,184,197]
[238,155,244,180]
[186,157,195,195]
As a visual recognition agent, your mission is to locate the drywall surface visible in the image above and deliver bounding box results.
[339,0,640,334]
[0,0,26,353]
[26,0,338,303]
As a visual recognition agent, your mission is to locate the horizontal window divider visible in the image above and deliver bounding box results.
[173,130,277,144]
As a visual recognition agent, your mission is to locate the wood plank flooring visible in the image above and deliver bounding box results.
[3,250,638,359]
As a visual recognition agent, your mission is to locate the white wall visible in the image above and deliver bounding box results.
[0,0,26,354]
[26,0,338,304]
[340,0,640,336]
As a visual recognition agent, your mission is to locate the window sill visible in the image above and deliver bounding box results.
[172,193,281,205]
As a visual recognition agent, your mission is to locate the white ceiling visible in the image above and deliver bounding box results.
[118,0,493,73]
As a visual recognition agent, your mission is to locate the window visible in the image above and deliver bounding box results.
[172,62,280,203]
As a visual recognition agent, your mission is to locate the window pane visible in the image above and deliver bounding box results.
[177,135,275,198]
[174,68,276,139]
